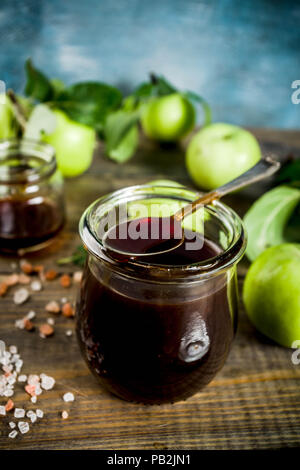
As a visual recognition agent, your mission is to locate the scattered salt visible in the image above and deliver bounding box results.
[8,430,18,438]
[9,345,17,355]
[18,375,27,383]
[13,288,30,305]
[27,411,37,423]
[36,409,44,418]
[14,408,25,418]
[28,374,40,386]
[31,280,42,292]
[62,410,69,419]
[0,405,6,416]
[63,392,75,403]
[9,421,16,429]
[73,271,82,284]
[27,310,36,320]
[18,421,29,434]
[40,374,55,391]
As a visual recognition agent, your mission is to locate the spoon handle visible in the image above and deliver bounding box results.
[174,156,280,222]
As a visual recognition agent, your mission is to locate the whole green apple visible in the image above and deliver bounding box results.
[186,123,261,190]
[43,109,96,177]
[243,243,300,348]
[141,93,195,142]
[0,94,16,139]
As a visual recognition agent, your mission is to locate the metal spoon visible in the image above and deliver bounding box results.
[103,156,280,258]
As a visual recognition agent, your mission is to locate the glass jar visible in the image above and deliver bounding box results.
[0,139,65,253]
[76,184,246,404]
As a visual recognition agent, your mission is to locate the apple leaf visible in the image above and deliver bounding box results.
[54,82,122,131]
[57,245,87,267]
[24,59,54,102]
[244,185,300,261]
[132,74,177,100]
[184,90,212,126]
[275,158,300,186]
[104,109,140,163]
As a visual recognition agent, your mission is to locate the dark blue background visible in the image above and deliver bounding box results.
[1,0,299,128]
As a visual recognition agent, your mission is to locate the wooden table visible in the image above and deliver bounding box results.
[0,129,300,450]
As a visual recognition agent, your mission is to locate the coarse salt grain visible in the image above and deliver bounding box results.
[63,392,75,403]
[25,384,36,397]
[9,346,17,355]
[47,318,55,326]
[9,421,16,429]
[5,398,14,411]
[0,405,6,416]
[40,374,55,391]
[15,319,25,330]
[36,409,44,418]
[18,375,27,383]
[20,260,33,274]
[8,430,18,438]
[27,411,37,423]
[66,330,73,337]
[18,421,29,434]
[0,340,5,357]
[62,302,75,318]
[35,384,42,396]
[27,374,40,385]
[31,396,37,404]
[60,274,71,288]
[13,288,30,305]
[45,301,60,314]
[31,280,42,292]
[39,324,54,338]
[73,271,82,284]
[14,408,25,418]
[27,311,36,320]
[61,410,69,419]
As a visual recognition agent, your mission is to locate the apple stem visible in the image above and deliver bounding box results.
[7,89,27,134]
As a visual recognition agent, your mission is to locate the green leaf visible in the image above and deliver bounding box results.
[152,74,177,96]
[244,185,300,261]
[55,82,122,131]
[184,90,212,126]
[57,245,87,267]
[24,59,54,102]
[275,159,300,186]
[50,78,65,99]
[132,82,155,99]
[104,110,139,163]
[132,74,177,100]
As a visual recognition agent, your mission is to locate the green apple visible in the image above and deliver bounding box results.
[186,122,261,190]
[43,109,96,177]
[243,243,300,348]
[141,93,195,142]
[0,94,16,139]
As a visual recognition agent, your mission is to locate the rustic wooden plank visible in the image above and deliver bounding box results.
[0,129,300,449]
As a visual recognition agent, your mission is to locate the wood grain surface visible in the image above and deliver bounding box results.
[0,129,300,450]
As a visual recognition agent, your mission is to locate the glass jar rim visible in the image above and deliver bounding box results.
[0,138,57,184]
[79,184,247,282]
